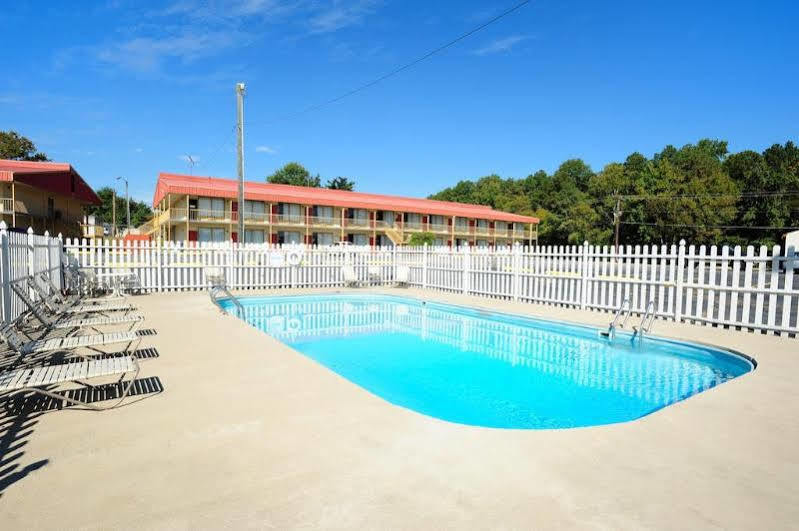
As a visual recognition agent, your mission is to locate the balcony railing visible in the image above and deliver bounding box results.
[308,216,341,228]
[429,223,449,234]
[0,198,13,213]
[374,220,396,230]
[236,211,269,223]
[403,221,424,231]
[344,217,370,228]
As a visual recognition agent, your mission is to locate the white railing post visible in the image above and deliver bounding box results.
[674,239,686,322]
[462,244,470,295]
[422,243,428,289]
[0,221,10,322]
[580,240,589,309]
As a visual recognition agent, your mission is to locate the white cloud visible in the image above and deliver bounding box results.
[308,0,381,33]
[56,1,384,75]
[255,145,277,154]
[474,35,529,56]
[135,147,143,152]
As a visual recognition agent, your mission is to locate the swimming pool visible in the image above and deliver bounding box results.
[219,294,753,429]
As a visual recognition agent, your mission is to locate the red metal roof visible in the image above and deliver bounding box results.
[154,173,539,224]
[0,159,101,205]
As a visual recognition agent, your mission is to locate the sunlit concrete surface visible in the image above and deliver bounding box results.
[1,287,797,529]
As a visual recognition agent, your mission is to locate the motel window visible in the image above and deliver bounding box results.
[198,197,225,217]
[476,239,489,247]
[198,228,225,242]
[315,232,334,246]
[476,219,488,228]
[495,221,507,232]
[280,231,302,244]
[244,230,265,244]
[406,213,421,226]
[243,200,265,219]
[280,203,302,222]
[430,215,444,226]
[455,217,468,229]
[378,235,394,247]
[433,238,445,246]
[351,233,369,246]
[316,206,334,222]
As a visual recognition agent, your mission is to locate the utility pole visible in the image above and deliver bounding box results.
[111,188,116,238]
[613,194,623,255]
[235,83,246,242]
[117,176,130,232]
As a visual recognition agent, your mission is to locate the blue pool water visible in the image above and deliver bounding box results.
[219,294,753,429]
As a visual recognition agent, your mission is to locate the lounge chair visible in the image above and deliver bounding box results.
[11,283,143,333]
[0,354,140,410]
[0,321,141,359]
[395,265,410,287]
[367,265,382,285]
[342,265,359,287]
[25,278,135,315]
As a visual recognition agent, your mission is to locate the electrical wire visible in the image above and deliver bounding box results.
[620,221,799,231]
[248,0,532,127]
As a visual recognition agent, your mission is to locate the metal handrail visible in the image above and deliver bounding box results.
[604,298,631,338]
[210,285,244,317]
[634,300,656,338]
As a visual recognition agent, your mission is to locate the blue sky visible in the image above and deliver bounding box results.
[2,0,797,204]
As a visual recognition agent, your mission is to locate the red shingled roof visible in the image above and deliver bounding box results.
[0,159,101,205]
[154,173,539,224]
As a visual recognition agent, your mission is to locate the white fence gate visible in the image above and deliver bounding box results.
[3,236,792,337]
[0,223,64,323]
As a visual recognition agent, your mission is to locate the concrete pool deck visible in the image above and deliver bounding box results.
[1,287,797,529]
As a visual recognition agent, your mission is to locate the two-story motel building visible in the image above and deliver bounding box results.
[144,173,539,246]
[0,159,101,238]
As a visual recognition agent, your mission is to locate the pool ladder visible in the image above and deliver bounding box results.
[210,285,244,317]
[601,298,631,339]
[633,301,656,339]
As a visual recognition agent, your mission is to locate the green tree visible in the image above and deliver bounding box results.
[0,130,48,161]
[86,187,154,230]
[326,176,355,190]
[267,162,320,187]
[408,232,435,246]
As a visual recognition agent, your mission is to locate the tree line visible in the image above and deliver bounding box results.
[267,162,355,191]
[429,139,799,247]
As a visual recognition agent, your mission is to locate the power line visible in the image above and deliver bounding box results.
[615,191,799,200]
[620,221,799,231]
[248,0,532,127]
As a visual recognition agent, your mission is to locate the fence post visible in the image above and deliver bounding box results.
[422,243,428,289]
[675,239,686,322]
[462,244,470,295]
[44,230,51,290]
[57,232,63,291]
[512,242,521,301]
[26,227,35,299]
[0,221,10,322]
[580,241,589,309]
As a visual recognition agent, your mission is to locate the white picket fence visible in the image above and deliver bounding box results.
[0,224,64,323]
[56,238,799,337]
